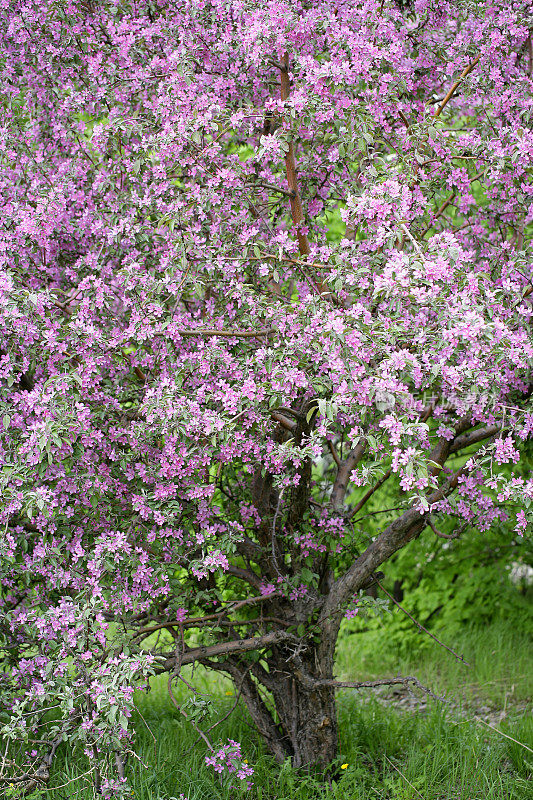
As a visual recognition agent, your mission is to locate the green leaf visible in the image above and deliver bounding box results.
[301,567,314,584]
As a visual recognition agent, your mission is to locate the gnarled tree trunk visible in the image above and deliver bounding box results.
[224,616,340,769]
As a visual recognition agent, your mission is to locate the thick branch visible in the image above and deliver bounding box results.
[157,630,293,672]
[448,424,502,454]
[271,411,297,431]
[226,564,263,590]
[322,466,467,620]
[234,535,265,562]
[330,440,366,510]
[434,56,480,118]
[280,54,311,258]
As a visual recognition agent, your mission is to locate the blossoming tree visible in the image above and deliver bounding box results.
[1,0,532,794]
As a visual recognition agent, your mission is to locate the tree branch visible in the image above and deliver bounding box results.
[322,465,468,620]
[348,467,392,519]
[176,327,275,338]
[434,56,480,118]
[280,53,311,258]
[448,424,502,454]
[226,564,263,590]
[330,440,366,510]
[271,411,297,431]
[376,580,469,664]
[311,676,444,702]
[157,630,294,672]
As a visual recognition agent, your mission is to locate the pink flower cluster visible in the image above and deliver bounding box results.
[205,740,254,788]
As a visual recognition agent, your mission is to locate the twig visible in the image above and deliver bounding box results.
[327,439,342,467]
[434,57,480,118]
[134,706,158,757]
[182,667,252,757]
[383,755,426,800]
[36,766,96,791]
[314,676,445,703]
[168,680,215,753]
[133,614,289,640]
[256,181,296,198]
[348,468,392,519]
[428,517,462,540]
[347,404,437,519]
[421,170,485,235]
[167,635,216,754]
[350,505,406,524]
[0,739,9,779]
[376,580,469,665]
[474,717,533,753]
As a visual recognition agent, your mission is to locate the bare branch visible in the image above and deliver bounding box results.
[327,439,342,467]
[157,630,294,672]
[427,517,463,540]
[255,181,296,198]
[376,580,469,664]
[176,327,275,338]
[313,676,444,703]
[348,467,392,519]
[421,171,484,236]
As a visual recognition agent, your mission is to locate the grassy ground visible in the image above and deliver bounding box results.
[44,619,532,800]
[336,620,533,707]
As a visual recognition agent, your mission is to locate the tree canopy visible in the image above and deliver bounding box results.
[0,1,532,796]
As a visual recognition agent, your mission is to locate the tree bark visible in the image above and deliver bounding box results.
[224,620,340,769]
[268,651,338,769]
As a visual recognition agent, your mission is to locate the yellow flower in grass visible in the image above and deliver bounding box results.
[341,763,348,770]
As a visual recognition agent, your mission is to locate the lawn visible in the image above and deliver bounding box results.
[40,620,532,800]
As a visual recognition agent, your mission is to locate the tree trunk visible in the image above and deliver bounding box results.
[228,624,339,769]
[270,668,337,769]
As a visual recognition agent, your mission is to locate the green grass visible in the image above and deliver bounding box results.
[27,621,533,799]
[336,618,533,707]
